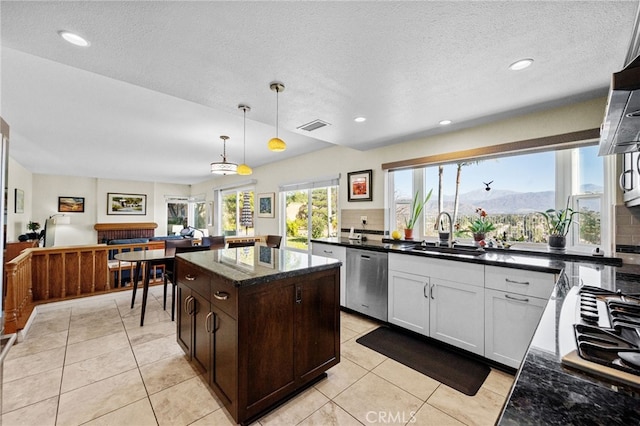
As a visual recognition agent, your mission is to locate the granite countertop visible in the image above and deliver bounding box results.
[177,244,341,287]
[312,237,640,423]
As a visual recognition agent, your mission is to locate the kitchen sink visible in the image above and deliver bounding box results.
[410,244,485,257]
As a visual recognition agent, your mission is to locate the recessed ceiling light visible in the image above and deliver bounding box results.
[354,116,367,123]
[439,119,452,126]
[58,30,90,47]
[508,58,533,71]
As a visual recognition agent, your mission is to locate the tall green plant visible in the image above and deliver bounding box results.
[405,189,433,230]
[538,198,579,237]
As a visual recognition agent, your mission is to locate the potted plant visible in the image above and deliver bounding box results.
[466,207,495,244]
[404,189,433,240]
[26,221,41,240]
[538,200,579,251]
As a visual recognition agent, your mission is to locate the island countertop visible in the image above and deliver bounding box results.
[176,244,341,287]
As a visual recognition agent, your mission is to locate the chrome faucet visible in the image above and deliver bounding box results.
[434,212,453,247]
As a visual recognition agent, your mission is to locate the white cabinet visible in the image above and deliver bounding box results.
[430,277,484,355]
[484,266,556,368]
[312,242,347,306]
[388,254,484,355]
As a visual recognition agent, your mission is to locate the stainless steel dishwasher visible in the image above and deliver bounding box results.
[346,248,388,321]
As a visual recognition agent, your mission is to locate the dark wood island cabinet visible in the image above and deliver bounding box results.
[175,246,341,424]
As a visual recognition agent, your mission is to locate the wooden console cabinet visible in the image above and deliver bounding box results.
[176,249,340,424]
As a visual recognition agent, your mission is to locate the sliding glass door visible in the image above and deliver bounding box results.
[283,184,338,252]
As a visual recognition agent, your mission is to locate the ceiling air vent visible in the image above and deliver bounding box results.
[297,119,330,132]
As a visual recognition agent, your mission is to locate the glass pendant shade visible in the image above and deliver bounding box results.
[268,82,287,152]
[237,163,252,175]
[267,137,286,152]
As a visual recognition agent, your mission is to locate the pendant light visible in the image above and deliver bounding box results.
[267,82,287,152]
[210,135,238,175]
[237,104,253,175]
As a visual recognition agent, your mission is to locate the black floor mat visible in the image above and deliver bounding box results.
[356,326,490,396]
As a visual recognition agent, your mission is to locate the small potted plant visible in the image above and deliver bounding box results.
[404,189,433,240]
[538,201,579,251]
[26,221,41,239]
[466,207,495,244]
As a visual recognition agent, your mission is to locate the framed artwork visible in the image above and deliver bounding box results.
[58,196,85,213]
[14,188,24,213]
[107,192,147,215]
[257,193,275,218]
[347,169,373,201]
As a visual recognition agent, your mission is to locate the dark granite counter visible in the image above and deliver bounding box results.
[312,237,640,423]
[177,244,341,287]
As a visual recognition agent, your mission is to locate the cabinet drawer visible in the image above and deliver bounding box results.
[485,266,556,299]
[211,276,238,319]
[177,260,211,299]
[389,254,483,287]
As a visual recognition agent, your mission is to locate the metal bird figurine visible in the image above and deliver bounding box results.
[483,181,493,191]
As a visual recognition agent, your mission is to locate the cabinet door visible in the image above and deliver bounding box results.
[388,270,429,335]
[429,277,484,355]
[192,290,211,375]
[312,243,347,307]
[211,305,237,406]
[484,288,547,368]
[295,270,340,382]
[176,282,192,355]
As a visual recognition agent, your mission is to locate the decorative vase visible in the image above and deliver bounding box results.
[404,228,414,240]
[548,235,566,251]
[473,232,485,247]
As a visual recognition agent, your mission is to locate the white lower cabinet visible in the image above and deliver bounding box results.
[388,269,430,334]
[312,242,347,307]
[484,288,548,368]
[430,277,484,355]
[388,254,484,355]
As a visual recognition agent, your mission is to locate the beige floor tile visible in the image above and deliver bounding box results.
[297,401,362,426]
[132,334,184,367]
[314,358,368,399]
[340,325,360,343]
[427,385,505,426]
[482,368,515,397]
[65,331,130,365]
[3,367,63,413]
[24,316,70,338]
[341,313,380,334]
[56,369,147,426]
[61,346,138,393]
[4,346,65,382]
[84,398,158,426]
[139,352,199,395]
[258,387,329,426]
[341,339,387,370]
[6,329,68,360]
[70,301,119,319]
[33,307,72,323]
[1,395,58,426]
[190,408,237,426]
[412,402,466,425]
[121,304,171,327]
[372,358,440,401]
[67,321,125,345]
[125,316,176,346]
[149,375,222,426]
[333,373,423,425]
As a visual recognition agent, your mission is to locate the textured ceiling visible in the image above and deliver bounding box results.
[1,1,638,184]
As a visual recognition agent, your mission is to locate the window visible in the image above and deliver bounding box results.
[166,196,208,236]
[388,143,608,251]
[221,189,254,237]
[280,176,339,252]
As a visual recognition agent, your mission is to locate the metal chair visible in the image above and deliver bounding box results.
[163,239,193,319]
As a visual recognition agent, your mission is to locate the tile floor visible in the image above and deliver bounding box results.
[2,286,515,425]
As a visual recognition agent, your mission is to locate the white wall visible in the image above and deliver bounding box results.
[7,157,33,241]
[10,96,607,244]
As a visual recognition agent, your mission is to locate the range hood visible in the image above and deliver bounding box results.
[599,55,640,155]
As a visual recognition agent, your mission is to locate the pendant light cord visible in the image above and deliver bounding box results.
[243,108,247,162]
[275,88,279,139]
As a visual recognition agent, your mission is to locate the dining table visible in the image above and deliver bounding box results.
[114,249,172,326]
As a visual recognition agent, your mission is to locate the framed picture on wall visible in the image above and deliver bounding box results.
[347,169,372,201]
[14,188,24,213]
[58,196,85,213]
[257,193,275,218]
[107,192,147,215]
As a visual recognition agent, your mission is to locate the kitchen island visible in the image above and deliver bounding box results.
[175,245,341,425]
[312,237,640,424]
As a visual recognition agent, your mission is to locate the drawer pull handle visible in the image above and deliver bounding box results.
[185,274,196,281]
[505,294,529,303]
[214,291,230,301]
[505,278,529,285]
[323,250,333,254]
